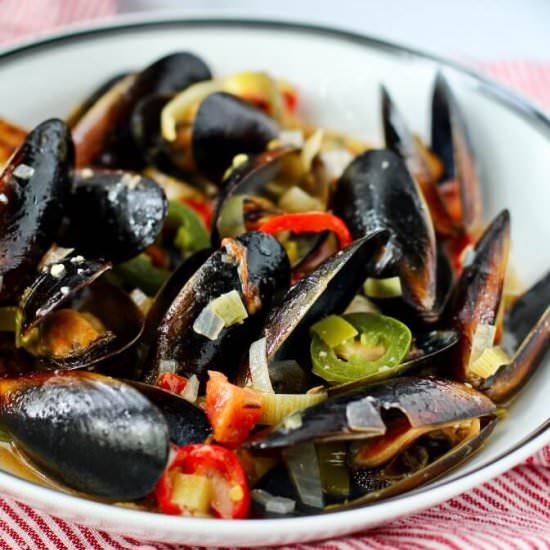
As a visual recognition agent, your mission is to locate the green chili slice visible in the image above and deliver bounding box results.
[167,200,210,256]
[113,254,169,296]
[311,312,412,384]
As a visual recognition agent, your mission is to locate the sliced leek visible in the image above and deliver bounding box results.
[259,392,327,426]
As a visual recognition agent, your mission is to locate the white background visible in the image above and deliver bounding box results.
[117,0,550,60]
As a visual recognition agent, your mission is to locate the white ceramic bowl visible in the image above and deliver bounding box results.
[0,16,548,547]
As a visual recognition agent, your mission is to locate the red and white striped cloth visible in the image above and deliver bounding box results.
[0,2,548,549]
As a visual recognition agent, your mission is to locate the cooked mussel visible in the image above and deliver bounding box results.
[146,231,290,384]
[0,371,169,499]
[61,168,167,263]
[382,85,458,237]
[17,253,143,369]
[431,73,482,234]
[336,415,496,508]
[251,377,495,450]
[192,92,280,182]
[0,119,73,302]
[447,210,510,384]
[333,149,437,317]
[71,52,212,168]
[480,271,550,402]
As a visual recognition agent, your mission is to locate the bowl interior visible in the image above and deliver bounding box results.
[0,19,547,545]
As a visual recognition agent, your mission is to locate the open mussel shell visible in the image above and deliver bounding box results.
[136,52,212,97]
[333,149,437,317]
[211,146,298,245]
[330,415,497,509]
[431,73,482,233]
[262,231,389,371]
[134,248,212,376]
[447,210,510,384]
[18,254,144,369]
[146,231,290,384]
[129,381,211,446]
[0,119,73,302]
[62,169,167,263]
[0,371,169,500]
[381,86,458,237]
[328,329,459,395]
[481,271,550,403]
[192,92,280,182]
[251,377,496,450]
[71,52,211,168]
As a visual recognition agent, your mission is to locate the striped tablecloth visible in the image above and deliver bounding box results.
[0,2,548,548]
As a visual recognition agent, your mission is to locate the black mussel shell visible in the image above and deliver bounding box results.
[382,86,458,237]
[251,377,496,450]
[192,92,280,182]
[18,255,143,369]
[129,381,211,446]
[133,248,212,377]
[502,271,550,351]
[263,231,389,368]
[431,73,482,232]
[0,371,169,500]
[0,119,73,302]
[481,272,550,403]
[447,210,510,384]
[136,52,212,97]
[146,231,290,384]
[62,169,167,263]
[72,52,211,169]
[334,416,496,509]
[333,149,437,317]
[19,253,111,335]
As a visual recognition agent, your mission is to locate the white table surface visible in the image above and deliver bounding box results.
[117,0,550,60]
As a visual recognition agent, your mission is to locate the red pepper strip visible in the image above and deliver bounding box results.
[157,372,188,395]
[180,197,213,231]
[206,371,263,448]
[257,212,353,249]
[282,89,298,113]
[155,444,250,519]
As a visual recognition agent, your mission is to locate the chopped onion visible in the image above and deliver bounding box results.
[250,489,296,514]
[210,290,248,326]
[181,374,200,403]
[319,149,353,181]
[301,128,324,172]
[158,359,177,374]
[470,346,511,379]
[283,443,324,508]
[193,306,225,340]
[259,392,327,425]
[469,323,497,366]
[249,337,274,393]
[130,288,152,314]
[278,129,304,148]
[364,276,402,298]
[278,186,324,213]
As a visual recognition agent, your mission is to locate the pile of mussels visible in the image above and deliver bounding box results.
[0,51,547,518]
